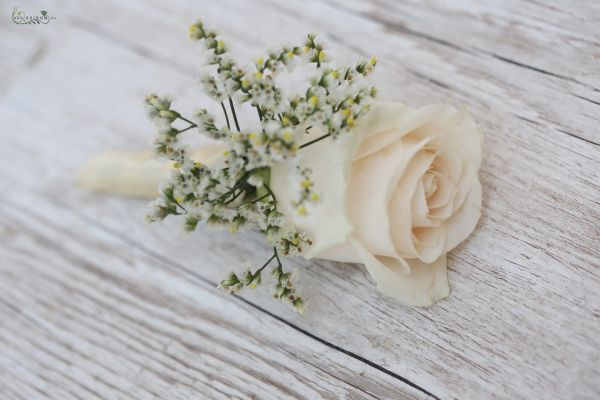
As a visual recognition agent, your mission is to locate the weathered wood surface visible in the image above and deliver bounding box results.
[0,1,598,399]
[0,195,428,400]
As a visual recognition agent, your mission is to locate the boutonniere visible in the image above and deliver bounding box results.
[80,19,483,313]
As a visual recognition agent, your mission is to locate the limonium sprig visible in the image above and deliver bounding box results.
[146,20,377,313]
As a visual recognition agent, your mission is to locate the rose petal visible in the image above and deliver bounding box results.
[444,176,483,252]
[349,236,449,306]
[355,104,443,160]
[411,180,433,227]
[317,240,360,263]
[348,137,430,269]
[451,162,477,213]
[270,134,359,258]
[427,173,455,210]
[435,151,462,185]
[412,226,447,263]
[389,148,436,259]
[410,104,461,141]
[450,112,483,170]
[355,103,412,135]
[422,173,437,198]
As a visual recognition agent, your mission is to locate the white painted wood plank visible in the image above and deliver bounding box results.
[0,194,429,400]
[326,0,600,89]
[0,1,598,399]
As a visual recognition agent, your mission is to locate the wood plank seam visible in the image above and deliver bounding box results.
[68,15,197,78]
[44,195,442,400]
[320,0,600,93]
[1,197,428,399]
[314,1,600,148]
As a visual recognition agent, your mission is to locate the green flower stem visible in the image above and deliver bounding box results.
[173,198,187,213]
[218,172,251,203]
[262,182,277,204]
[299,133,331,149]
[178,116,198,127]
[176,125,196,134]
[221,101,231,130]
[228,97,241,131]
[258,253,277,274]
[273,246,282,266]
[225,187,245,205]
[251,193,272,204]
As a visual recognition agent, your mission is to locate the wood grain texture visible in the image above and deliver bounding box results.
[0,1,598,399]
[0,8,48,96]
[0,195,427,400]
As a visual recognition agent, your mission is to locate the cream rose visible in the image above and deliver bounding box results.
[270,102,483,306]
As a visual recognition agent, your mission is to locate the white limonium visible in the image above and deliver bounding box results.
[145,19,377,312]
[199,74,227,102]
